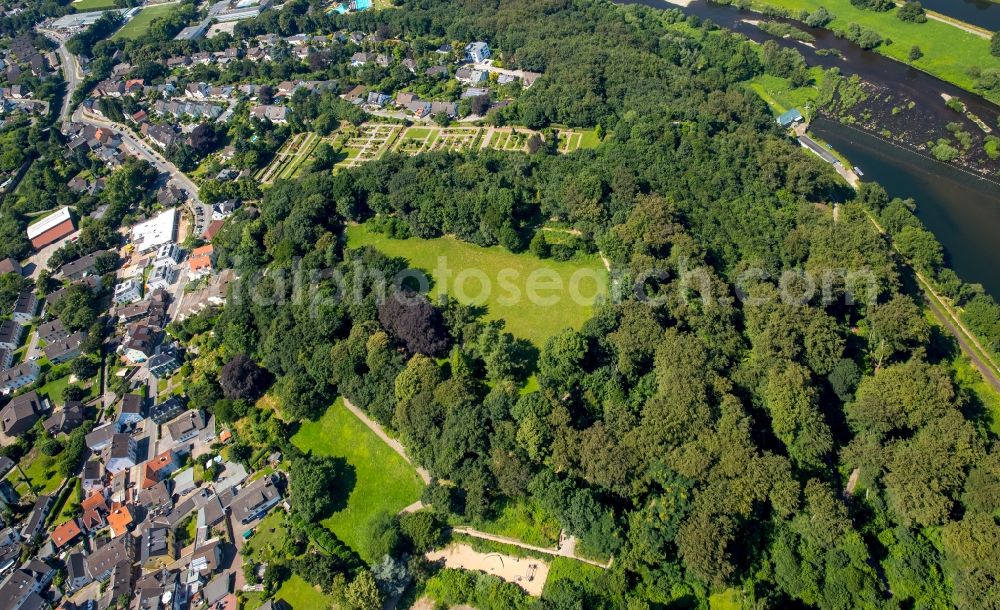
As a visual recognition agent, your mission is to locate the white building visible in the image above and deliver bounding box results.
[153,243,183,267]
[0,362,39,395]
[103,434,138,475]
[113,279,143,305]
[464,41,491,63]
[146,265,178,292]
[131,208,177,253]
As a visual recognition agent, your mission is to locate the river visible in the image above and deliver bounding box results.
[617,0,1000,298]
[919,0,1000,31]
[811,117,1000,298]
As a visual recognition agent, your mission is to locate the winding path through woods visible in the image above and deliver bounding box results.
[340,398,613,568]
[341,398,432,484]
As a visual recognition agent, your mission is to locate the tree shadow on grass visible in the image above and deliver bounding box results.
[327,457,356,515]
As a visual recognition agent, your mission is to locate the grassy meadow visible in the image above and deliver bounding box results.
[290,398,424,562]
[346,224,609,348]
[112,4,177,40]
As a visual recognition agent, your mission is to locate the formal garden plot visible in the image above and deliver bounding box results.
[557,130,584,153]
[301,122,601,173]
[430,127,481,152]
[334,123,401,169]
[256,132,319,184]
[394,126,440,155]
[492,129,532,152]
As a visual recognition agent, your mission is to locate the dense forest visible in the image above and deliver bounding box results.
[142,0,1000,608]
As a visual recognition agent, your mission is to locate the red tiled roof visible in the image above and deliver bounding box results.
[107,506,133,538]
[51,519,82,548]
[148,450,176,473]
[81,508,106,531]
[202,219,225,241]
[81,491,108,512]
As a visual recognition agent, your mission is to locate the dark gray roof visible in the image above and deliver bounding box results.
[85,535,133,579]
[229,476,281,524]
[139,525,169,563]
[42,403,85,435]
[42,330,84,361]
[0,320,21,343]
[121,393,144,415]
[203,572,231,605]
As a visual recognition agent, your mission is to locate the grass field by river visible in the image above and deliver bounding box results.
[746,67,829,115]
[751,0,1000,104]
[112,4,177,40]
[346,224,608,348]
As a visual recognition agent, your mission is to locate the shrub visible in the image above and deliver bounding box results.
[897,1,927,23]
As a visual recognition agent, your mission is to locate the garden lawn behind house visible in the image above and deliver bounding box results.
[346,224,609,348]
[290,398,424,562]
[244,509,290,564]
[54,478,82,522]
[9,449,64,496]
[274,574,337,609]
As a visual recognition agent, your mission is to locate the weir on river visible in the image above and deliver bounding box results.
[617,0,1000,299]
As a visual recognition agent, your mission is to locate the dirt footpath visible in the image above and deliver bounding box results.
[425,543,550,596]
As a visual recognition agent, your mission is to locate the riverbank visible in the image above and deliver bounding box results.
[744,0,1000,105]
[811,117,1000,299]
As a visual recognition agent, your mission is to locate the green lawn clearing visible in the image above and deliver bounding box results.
[456,498,561,547]
[709,589,744,610]
[543,557,612,602]
[53,478,82,522]
[746,68,828,117]
[112,4,178,40]
[577,128,602,149]
[290,398,424,562]
[71,0,118,10]
[274,574,337,609]
[750,0,1000,104]
[10,449,64,496]
[404,127,432,140]
[347,223,608,348]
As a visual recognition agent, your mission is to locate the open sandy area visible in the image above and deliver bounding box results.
[425,543,550,596]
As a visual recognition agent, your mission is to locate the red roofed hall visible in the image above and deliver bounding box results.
[27,207,75,249]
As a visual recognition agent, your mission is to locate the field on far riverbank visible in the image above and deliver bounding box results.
[749,0,1000,104]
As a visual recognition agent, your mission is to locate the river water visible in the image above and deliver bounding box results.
[919,0,1000,31]
[811,118,1000,297]
[617,0,1000,298]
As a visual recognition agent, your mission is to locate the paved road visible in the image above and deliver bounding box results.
[37,30,82,124]
[73,107,213,234]
[42,32,212,232]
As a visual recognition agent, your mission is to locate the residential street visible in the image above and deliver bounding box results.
[72,107,213,235]
[37,29,82,124]
[43,31,214,237]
